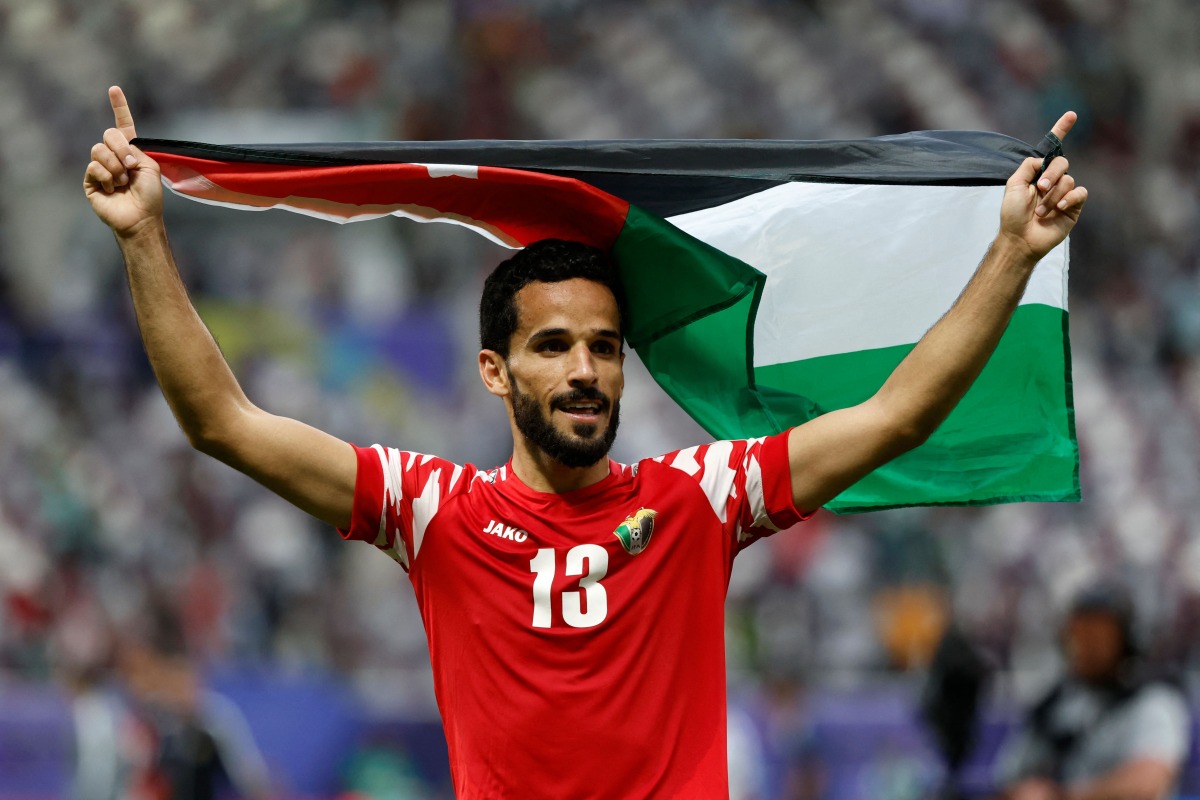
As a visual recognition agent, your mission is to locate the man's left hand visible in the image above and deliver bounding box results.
[998,111,1088,262]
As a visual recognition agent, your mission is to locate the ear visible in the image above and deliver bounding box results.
[617,351,626,398]
[479,350,510,397]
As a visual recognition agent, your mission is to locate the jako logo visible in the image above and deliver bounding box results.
[482,519,528,543]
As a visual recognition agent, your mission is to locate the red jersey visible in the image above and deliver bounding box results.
[339,432,807,799]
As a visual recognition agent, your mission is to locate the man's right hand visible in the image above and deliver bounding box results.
[84,86,163,238]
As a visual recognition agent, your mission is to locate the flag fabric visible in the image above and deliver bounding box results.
[136,132,1077,513]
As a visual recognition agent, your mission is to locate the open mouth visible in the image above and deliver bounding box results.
[552,392,609,424]
[555,399,605,422]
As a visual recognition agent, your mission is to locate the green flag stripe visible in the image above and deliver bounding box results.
[613,204,789,438]
[753,303,1078,513]
[615,205,763,347]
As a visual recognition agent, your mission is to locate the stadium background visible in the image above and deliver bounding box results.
[1,0,1198,797]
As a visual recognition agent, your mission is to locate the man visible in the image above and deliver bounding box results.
[117,628,273,800]
[85,86,1087,798]
[996,583,1191,800]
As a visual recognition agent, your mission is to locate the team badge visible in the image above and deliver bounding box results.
[613,508,658,555]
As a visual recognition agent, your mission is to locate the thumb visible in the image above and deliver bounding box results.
[128,142,154,168]
[1006,157,1041,190]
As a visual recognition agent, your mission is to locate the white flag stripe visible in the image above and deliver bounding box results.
[415,163,480,179]
[667,182,1068,366]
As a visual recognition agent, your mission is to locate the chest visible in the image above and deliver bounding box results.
[1049,691,1144,783]
[409,478,732,633]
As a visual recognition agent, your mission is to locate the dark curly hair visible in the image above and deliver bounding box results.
[479,239,627,357]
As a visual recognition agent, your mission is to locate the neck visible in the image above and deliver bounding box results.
[510,438,610,493]
[1074,665,1125,690]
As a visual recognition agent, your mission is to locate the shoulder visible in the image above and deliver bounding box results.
[1129,682,1190,722]
[640,435,783,477]
[635,432,803,533]
[1116,681,1193,761]
[356,444,491,501]
[635,438,768,497]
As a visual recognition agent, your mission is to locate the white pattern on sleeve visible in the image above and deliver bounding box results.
[738,444,780,542]
[374,445,410,568]
[411,468,443,560]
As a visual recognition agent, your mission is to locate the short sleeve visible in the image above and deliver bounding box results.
[735,431,812,545]
[651,430,812,549]
[1125,685,1191,765]
[337,443,471,571]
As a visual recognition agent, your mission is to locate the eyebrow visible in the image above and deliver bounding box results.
[529,327,623,342]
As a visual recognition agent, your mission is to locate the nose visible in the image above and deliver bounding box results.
[566,342,597,386]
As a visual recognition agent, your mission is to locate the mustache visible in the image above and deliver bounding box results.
[550,387,611,412]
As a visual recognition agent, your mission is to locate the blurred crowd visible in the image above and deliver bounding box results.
[1,0,1199,796]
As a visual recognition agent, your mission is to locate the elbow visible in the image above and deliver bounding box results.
[888,418,935,455]
[178,410,242,461]
[183,421,229,457]
[868,394,939,456]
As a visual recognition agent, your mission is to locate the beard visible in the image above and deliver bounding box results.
[508,372,620,469]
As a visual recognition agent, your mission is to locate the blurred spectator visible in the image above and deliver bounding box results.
[117,628,273,800]
[61,633,137,800]
[994,581,1190,800]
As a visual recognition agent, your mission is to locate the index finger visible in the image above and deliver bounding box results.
[109,86,136,140]
[1049,110,1077,143]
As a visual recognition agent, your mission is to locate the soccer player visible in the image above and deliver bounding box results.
[85,86,1087,799]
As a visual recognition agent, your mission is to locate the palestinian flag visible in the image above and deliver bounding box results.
[136,131,1077,513]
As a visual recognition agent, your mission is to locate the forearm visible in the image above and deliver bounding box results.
[1065,759,1176,800]
[873,233,1038,440]
[119,221,251,450]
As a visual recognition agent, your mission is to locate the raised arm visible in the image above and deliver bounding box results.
[787,112,1087,514]
[84,86,356,529]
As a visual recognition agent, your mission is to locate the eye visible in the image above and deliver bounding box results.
[536,338,569,353]
[591,340,617,355]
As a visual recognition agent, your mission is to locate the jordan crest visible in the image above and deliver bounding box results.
[613,508,658,556]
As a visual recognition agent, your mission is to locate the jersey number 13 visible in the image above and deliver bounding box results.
[528,545,608,628]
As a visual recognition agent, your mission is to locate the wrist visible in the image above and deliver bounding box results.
[992,231,1040,272]
[115,215,166,245]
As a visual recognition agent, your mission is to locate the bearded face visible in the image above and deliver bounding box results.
[509,373,620,468]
